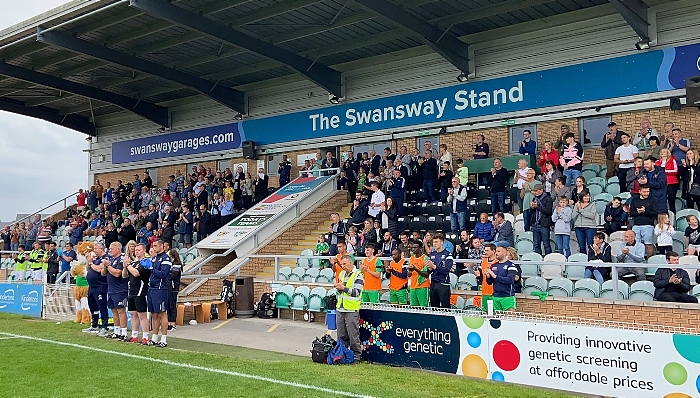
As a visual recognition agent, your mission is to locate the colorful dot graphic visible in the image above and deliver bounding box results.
[662,393,692,398]
[462,354,488,378]
[467,332,481,348]
[697,374,700,393]
[663,362,688,386]
[359,319,394,354]
[672,334,700,364]
[462,316,484,329]
[489,319,501,329]
[491,371,505,382]
[493,340,520,371]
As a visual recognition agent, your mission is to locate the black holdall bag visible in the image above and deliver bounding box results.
[311,335,336,364]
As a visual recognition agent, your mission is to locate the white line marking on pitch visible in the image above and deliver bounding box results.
[0,337,18,340]
[0,332,375,398]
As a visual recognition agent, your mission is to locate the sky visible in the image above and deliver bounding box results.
[0,1,88,223]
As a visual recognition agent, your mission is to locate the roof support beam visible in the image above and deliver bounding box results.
[350,0,470,74]
[608,0,649,41]
[0,97,95,135]
[0,61,170,127]
[129,0,342,97]
[36,28,246,113]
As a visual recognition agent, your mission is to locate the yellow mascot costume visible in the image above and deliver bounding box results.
[71,242,94,324]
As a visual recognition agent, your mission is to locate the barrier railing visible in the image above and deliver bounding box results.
[1,191,79,230]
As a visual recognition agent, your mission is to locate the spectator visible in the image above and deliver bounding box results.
[178,205,194,249]
[640,157,668,214]
[491,212,514,248]
[76,189,87,211]
[661,121,674,147]
[654,213,675,255]
[490,158,509,214]
[345,227,358,255]
[420,149,438,202]
[603,197,626,235]
[116,218,135,247]
[485,246,518,312]
[87,186,98,211]
[553,176,572,203]
[667,128,691,166]
[438,161,454,201]
[518,129,536,156]
[614,132,639,192]
[653,252,697,303]
[600,122,625,179]
[380,231,398,257]
[438,144,452,171]
[388,169,406,216]
[1,226,11,254]
[514,158,531,215]
[219,193,234,225]
[473,134,489,159]
[380,198,399,239]
[681,149,700,209]
[142,171,153,189]
[560,133,584,186]
[529,183,553,255]
[410,149,422,191]
[426,233,454,308]
[553,124,570,155]
[630,185,658,258]
[447,177,468,233]
[633,118,658,158]
[160,220,174,249]
[521,168,538,231]
[572,189,596,254]
[61,242,76,275]
[615,230,646,281]
[474,213,495,242]
[367,182,386,219]
[397,232,412,258]
[357,219,376,254]
[539,160,562,196]
[538,141,560,172]
[103,222,118,247]
[656,148,679,213]
[369,150,381,176]
[626,157,644,196]
[343,151,359,200]
[37,220,52,246]
[278,155,292,187]
[648,136,662,160]
[328,213,346,256]
[242,172,254,208]
[197,205,212,241]
[455,158,469,186]
[137,221,154,247]
[25,221,37,250]
[685,215,700,256]
[254,168,269,203]
[466,236,485,262]
[174,170,185,196]
[552,195,573,257]
[586,232,612,284]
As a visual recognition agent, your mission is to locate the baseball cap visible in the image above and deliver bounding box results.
[607,121,617,127]
[532,183,544,191]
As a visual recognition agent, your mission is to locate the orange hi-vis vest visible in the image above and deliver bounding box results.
[388,258,408,291]
[481,257,497,296]
[361,256,382,291]
[409,255,430,289]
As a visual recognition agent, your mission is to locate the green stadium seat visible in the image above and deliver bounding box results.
[629,281,655,302]
[277,266,292,281]
[316,268,334,283]
[307,287,327,313]
[523,276,548,295]
[275,285,295,310]
[289,267,306,281]
[573,278,600,298]
[600,280,629,300]
[303,268,320,282]
[547,277,573,297]
[457,273,478,290]
[290,286,311,311]
[452,296,465,310]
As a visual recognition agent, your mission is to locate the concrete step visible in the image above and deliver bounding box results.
[291,244,316,251]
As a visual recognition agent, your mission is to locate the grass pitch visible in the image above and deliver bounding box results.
[0,314,575,398]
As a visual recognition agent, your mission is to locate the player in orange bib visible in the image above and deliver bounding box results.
[407,241,431,307]
[360,243,383,303]
[473,243,497,311]
[329,241,355,283]
[385,248,408,304]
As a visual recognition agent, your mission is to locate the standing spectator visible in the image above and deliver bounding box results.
[553,125,570,155]
[437,161,454,202]
[614,132,638,192]
[76,189,87,211]
[633,118,658,158]
[387,169,406,216]
[653,252,697,303]
[455,158,468,186]
[668,128,691,197]
[630,185,658,258]
[399,146,412,180]
[626,157,644,196]
[514,158,531,215]
[518,129,537,156]
[560,133,584,186]
[350,193,370,229]
[490,158,509,214]
[586,232,612,284]
[367,182,386,219]
[552,196,573,257]
[333,255,364,364]
[95,180,104,206]
[420,149,438,202]
[178,205,194,249]
[197,205,212,241]
[537,141,560,171]
[322,151,339,176]
[219,193,234,225]
[242,172,254,209]
[328,213,346,256]
[600,122,625,179]
[521,169,538,232]
[210,193,221,231]
[116,218,135,247]
[447,177,468,233]
[343,151,359,200]
[649,136,662,160]
[160,220,174,249]
[426,233,454,308]
[603,197,626,235]
[380,198,399,239]
[485,246,518,312]
[654,213,675,255]
[539,160,562,196]
[639,157,668,214]
[684,215,700,256]
[87,186,98,211]
[656,148,679,213]
[25,222,37,250]
[254,168,269,203]
[278,155,292,187]
[474,213,495,242]
[142,171,153,189]
[681,149,700,209]
[616,230,646,281]
[529,183,553,255]
[491,212,514,248]
[1,226,10,255]
[174,170,185,197]
[572,190,596,254]
[438,144,452,171]
[473,134,490,186]
[368,150,381,176]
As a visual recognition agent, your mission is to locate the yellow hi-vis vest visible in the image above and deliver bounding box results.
[338,269,362,311]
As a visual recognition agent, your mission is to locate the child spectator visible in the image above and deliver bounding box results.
[315,235,330,269]
[455,159,469,186]
[551,196,573,257]
[346,226,358,255]
[654,213,675,255]
[473,213,495,242]
[685,215,700,256]
[603,197,626,235]
[337,170,347,190]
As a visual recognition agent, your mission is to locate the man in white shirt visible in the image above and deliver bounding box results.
[513,158,531,215]
[447,177,468,233]
[367,182,385,219]
[614,132,639,193]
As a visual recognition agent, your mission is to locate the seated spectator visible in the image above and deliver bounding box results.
[615,230,646,281]
[68,220,84,246]
[685,215,700,256]
[552,195,572,257]
[473,213,495,242]
[630,185,658,258]
[586,232,612,284]
[603,197,626,235]
[653,252,698,303]
[490,212,514,248]
[654,213,675,255]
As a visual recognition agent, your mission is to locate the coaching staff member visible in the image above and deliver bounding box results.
[427,233,455,308]
[148,239,172,347]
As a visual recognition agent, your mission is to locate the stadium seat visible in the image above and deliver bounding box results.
[413,191,427,203]
[607,176,619,186]
[278,267,292,281]
[424,216,441,231]
[565,253,588,280]
[304,268,320,282]
[503,213,515,225]
[645,267,658,278]
[515,240,533,253]
[673,238,687,255]
[582,164,601,174]
[457,273,478,290]
[628,281,655,301]
[381,278,389,289]
[675,209,700,231]
[693,285,700,298]
[275,285,295,310]
[520,252,542,278]
[588,184,603,198]
[588,176,605,187]
[573,278,600,298]
[647,255,667,265]
[380,292,390,304]
[516,231,533,243]
[547,277,573,297]
[474,203,491,216]
[289,267,306,281]
[680,255,700,265]
[600,280,629,300]
[605,183,620,196]
[425,202,441,216]
[514,219,525,233]
[290,286,311,313]
[542,253,566,278]
[581,170,598,182]
[307,287,327,313]
[452,296,465,310]
[298,249,314,268]
[449,273,458,290]
[317,268,334,283]
[439,220,452,232]
[408,217,424,232]
[397,217,408,232]
[523,276,548,295]
[593,193,613,213]
[609,231,625,242]
[569,239,580,255]
[617,192,631,201]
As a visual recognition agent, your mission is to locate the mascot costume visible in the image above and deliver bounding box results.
[70,241,94,324]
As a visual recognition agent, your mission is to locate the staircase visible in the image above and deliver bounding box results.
[256,202,352,279]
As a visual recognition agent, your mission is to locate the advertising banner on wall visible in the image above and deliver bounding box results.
[0,283,44,317]
[360,308,700,398]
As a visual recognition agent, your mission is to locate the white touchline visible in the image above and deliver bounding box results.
[0,332,375,398]
[0,337,18,340]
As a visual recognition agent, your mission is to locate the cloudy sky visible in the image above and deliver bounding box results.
[0,1,88,222]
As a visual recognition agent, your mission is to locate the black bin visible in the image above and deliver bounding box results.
[234,276,255,318]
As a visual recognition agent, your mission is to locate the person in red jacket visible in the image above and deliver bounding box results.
[656,148,679,213]
[537,141,560,171]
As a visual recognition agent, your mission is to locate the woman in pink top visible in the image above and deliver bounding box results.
[656,148,678,213]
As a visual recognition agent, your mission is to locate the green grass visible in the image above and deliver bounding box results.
[0,314,576,398]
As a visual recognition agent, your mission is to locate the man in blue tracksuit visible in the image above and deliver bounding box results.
[105,242,129,340]
[147,239,172,347]
[485,246,519,312]
[85,242,110,336]
[426,233,454,308]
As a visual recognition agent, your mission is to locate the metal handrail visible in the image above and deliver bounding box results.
[1,191,79,231]
[185,170,340,275]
